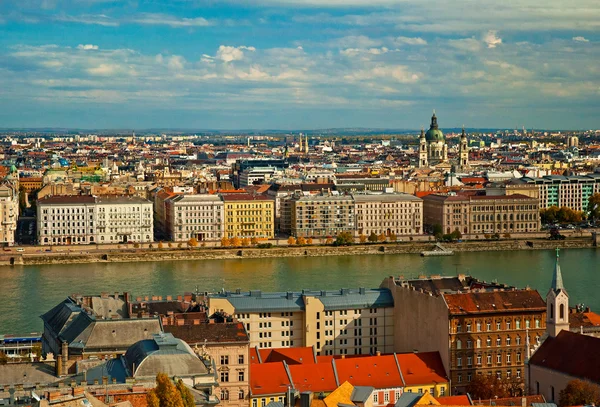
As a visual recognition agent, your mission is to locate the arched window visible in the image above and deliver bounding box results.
[560,303,565,319]
[550,306,554,320]
[456,339,462,350]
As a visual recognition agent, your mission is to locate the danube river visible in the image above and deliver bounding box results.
[1,248,598,334]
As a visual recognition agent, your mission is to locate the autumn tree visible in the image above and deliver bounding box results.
[221,237,231,247]
[377,233,386,242]
[325,237,334,245]
[147,373,184,407]
[241,237,250,247]
[306,237,313,245]
[176,379,195,407]
[231,237,242,247]
[158,241,164,249]
[359,234,367,243]
[465,374,514,400]
[250,237,258,245]
[389,233,397,242]
[187,237,198,248]
[559,379,600,407]
[287,236,296,246]
[334,231,354,246]
[297,236,306,246]
[589,193,600,222]
[368,232,378,243]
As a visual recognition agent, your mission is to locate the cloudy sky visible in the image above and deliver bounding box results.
[0,0,599,130]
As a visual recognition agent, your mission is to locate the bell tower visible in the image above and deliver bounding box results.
[419,128,428,168]
[459,126,469,169]
[546,248,569,338]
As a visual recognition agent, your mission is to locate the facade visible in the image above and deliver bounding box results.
[207,288,395,356]
[510,174,600,211]
[239,167,278,187]
[381,275,547,395]
[0,183,18,246]
[287,191,355,238]
[353,193,423,237]
[422,193,540,235]
[165,194,225,242]
[222,194,274,239]
[37,196,97,245]
[95,196,153,244]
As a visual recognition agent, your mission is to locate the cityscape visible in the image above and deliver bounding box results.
[1,1,600,407]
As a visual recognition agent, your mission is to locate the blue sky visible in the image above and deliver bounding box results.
[0,0,599,130]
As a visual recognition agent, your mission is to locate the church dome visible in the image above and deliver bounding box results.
[425,112,444,142]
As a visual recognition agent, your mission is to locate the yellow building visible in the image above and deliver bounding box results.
[221,193,274,239]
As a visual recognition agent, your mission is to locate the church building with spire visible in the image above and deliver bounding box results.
[546,248,570,338]
[418,111,469,170]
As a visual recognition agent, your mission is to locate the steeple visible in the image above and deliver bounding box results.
[551,247,565,293]
[420,127,425,139]
[461,125,466,138]
[430,111,438,129]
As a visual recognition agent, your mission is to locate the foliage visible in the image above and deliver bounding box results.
[177,243,183,248]
[287,236,296,246]
[334,232,354,246]
[389,233,397,242]
[221,237,231,247]
[158,241,164,249]
[432,224,443,239]
[31,345,42,360]
[540,206,585,224]
[257,243,273,249]
[176,379,195,407]
[359,234,367,243]
[241,238,250,247]
[368,232,378,243]
[325,237,334,245]
[492,233,500,240]
[231,237,242,247]
[377,233,386,242]
[466,374,520,400]
[0,351,7,365]
[559,379,600,407]
[187,238,198,247]
[588,193,600,221]
[168,242,173,248]
[503,233,511,239]
[297,236,306,246]
[306,237,313,245]
[250,237,258,245]
[134,243,140,248]
[147,373,184,407]
[452,229,462,240]
[149,244,154,249]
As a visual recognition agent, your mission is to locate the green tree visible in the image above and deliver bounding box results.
[432,224,443,239]
[334,232,354,246]
[176,379,195,407]
[147,373,184,407]
[588,193,600,222]
[451,229,462,241]
[368,232,378,243]
[559,379,600,407]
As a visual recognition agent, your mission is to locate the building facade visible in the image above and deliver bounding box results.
[222,194,274,239]
[207,288,395,356]
[287,191,355,238]
[353,193,423,237]
[37,195,153,245]
[0,183,19,246]
[422,193,540,235]
[165,194,225,242]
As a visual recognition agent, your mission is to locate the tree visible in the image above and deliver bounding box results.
[0,351,8,365]
[368,232,378,243]
[287,236,297,246]
[334,232,354,246]
[250,237,258,245]
[297,236,306,246]
[377,233,386,242]
[241,237,250,247]
[221,237,231,247]
[359,234,367,243]
[389,233,397,242]
[466,374,512,400]
[187,238,198,248]
[589,193,600,223]
[432,224,443,239]
[306,237,313,245]
[559,379,600,407]
[158,241,164,249]
[176,379,195,407]
[231,237,242,247]
[325,237,334,245]
[450,229,462,241]
[147,373,185,407]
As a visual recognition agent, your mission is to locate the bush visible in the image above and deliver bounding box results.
[389,233,397,242]
[378,233,387,242]
[134,243,140,248]
[492,233,500,240]
[231,237,242,247]
[158,241,164,249]
[251,237,258,245]
[241,238,250,247]
[359,234,367,243]
[149,244,154,249]
[287,236,296,246]
[297,236,306,246]
[503,233,511,239]
[168,242,173,248]
[325,237,333,245]
[257,243,273,249]
[187,238,199,247]
[368,232,378,243]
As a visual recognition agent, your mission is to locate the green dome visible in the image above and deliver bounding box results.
[425,112,444,142]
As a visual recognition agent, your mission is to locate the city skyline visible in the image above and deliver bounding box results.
[0,0,599,129]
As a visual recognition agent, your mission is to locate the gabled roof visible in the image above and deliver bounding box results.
[40,298,81,335]
[334,354,403,389]
[163,322,249,345]
[324,381,355,407]
[251,347,316,365]
[396,352,448,386]
[288,362,337,393]
[529,330,600,384]
[250,362,292,396]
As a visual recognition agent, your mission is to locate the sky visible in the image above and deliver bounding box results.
[0,0,599,130]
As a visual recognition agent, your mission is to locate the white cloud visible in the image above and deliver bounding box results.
[87,63,119,76]
[329,35,381,48]
[572,36,590,42]
[484,30,502,48]
[131,13,213,28]
[216,45,256,62]
[167,55,185,71]
[447,38,482,52]
[340,47,389,57]
[394,36,427,46]
[77,44,98,50]
[345,65,420,83]
[54,14,118,26]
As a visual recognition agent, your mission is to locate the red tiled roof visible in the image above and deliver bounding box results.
[250,362,292,396]
[396,352,448,386]
[334,354,403,389]
[251,347,316,365]
[528,330,600,384]
[459,177,487,184]
[437,395,471,405]
[443,290,546,315]
[288,363,337,393]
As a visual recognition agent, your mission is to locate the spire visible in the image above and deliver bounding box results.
[551,248,565,292]
[420,127,425,139]
[430,111,438,129]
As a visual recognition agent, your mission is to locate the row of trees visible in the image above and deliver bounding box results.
[540,206,586,224]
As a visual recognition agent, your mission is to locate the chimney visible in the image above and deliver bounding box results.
[376,351,381,357]
[300,392,313,407]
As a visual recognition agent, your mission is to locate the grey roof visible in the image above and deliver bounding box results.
[394,393,422,407]
[40,299,81,335]
[352,193,422,203]
[317,289,394,311]
[124,333,209,378]
[0,362,59,387]
[265,402,285,407]
[223,291,306,313]
[351,386,374,403]
[531,404,557,407]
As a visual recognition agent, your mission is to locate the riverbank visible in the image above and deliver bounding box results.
[1,236,597,266]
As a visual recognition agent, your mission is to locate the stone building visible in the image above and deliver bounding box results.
[353,192,423,237]
[418,112,448,168]
[0,183,19,246]
[164,194,224,242]
[380,275,547,394]
[221,193,274,239]
[207,288,394,356]
[422,193,540,235]
[286,191,355,238]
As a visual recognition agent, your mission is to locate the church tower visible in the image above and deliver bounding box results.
[459,126,469,169]
[419,128,428,168]
[546,248,569,338]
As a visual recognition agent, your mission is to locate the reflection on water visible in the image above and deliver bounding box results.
[0,248,598,334]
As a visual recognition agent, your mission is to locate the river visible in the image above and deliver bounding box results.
[0,248,598,334]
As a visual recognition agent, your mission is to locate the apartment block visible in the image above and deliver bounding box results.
[0,183,19,246]
[422,193,540,235]
[164,194,224,242]
[286,191,355,237]
[222,194,274,239]
[37,195,153,245]
[353,193,423,237]
[207,288,394,356]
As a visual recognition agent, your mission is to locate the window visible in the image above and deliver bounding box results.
[517,353,522,362]
[487,322,491,331]
[239,371,245,381]
[516,320,521,329]
[517,370,521,379]
[496,322,501,330]
[487,338,492,347]
[220,389,229,400]
[384,393,389,403]
[457,324,462,333]
[457,374,462,383]
[456,339,462,350]
[221,355,229,365]
[506,354,511,363]
[220,372,229,382]
[440,388,445,396]
[506,337,511,346]
[395,391,401,401]
[477,339,481,348]
[476,322,481,332]
[467,356,472,366]
[373,394,378,403]
[487,355,492,365]
[467,340,472,349]
[496,337,501,347]
[535,319,540,328]
[506,321,511,330]
[496,371,501,380]
[239,390,245,400]
[477,355,482,365]
[516,336,521,346]
[560,304,565,319]
[457,356,462,367]
[253,399,257,407]
[551,386,555,402]
[467,323,471,332]
[239,355,244,364]
[526,320,530,329]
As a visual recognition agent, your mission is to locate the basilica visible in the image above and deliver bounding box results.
[418,112,469,170]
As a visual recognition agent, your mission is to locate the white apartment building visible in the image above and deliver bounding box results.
[512,174,600,211]
[239,167,278,187]
[353,192,423,237]
[0,184,19,246]
[37,195,153,245]
[164,194,224,242]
